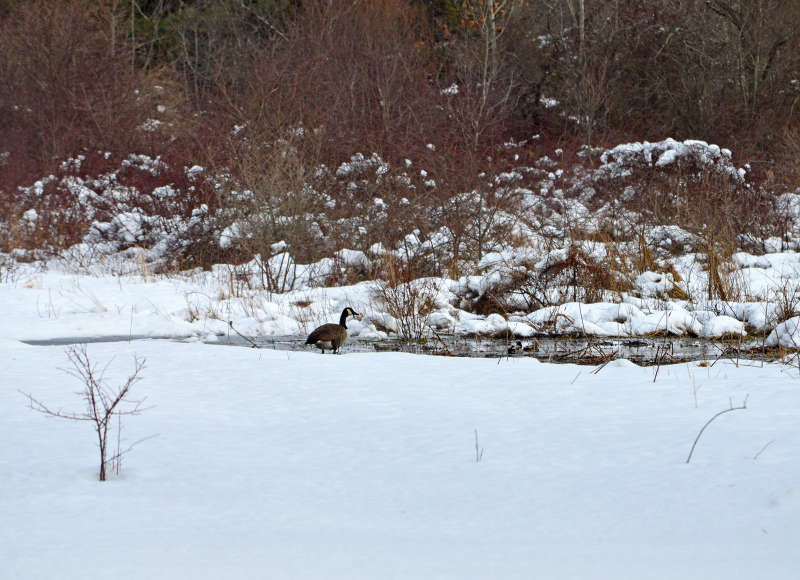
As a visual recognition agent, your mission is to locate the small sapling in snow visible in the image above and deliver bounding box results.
[21,344,151,481]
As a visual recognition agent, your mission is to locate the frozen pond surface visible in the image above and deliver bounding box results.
[22,335,176,346]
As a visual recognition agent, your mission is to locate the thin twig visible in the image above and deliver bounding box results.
[228,320,260,348]
[429,327,451,356]
[686,395,749,463]
[752,439,775,461]
[105,433,160,465]
[591,355,616,374]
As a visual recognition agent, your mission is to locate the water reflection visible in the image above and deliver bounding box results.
[221,334,769,366]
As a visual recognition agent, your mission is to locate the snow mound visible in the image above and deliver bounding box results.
[700,315,746,338]
[526,302,703,337]
[596,138,743,182]
[766,316,800,348]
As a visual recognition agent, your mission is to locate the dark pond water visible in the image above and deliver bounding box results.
[214,333,772,366]
[22,333,772,366]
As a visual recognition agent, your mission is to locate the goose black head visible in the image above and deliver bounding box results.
[339,307,362,327]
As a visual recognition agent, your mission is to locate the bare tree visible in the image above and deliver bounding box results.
[705,0,791,121]
[446,0,524,150]
[21,344,149,481]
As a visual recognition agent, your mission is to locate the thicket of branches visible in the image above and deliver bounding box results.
[1,0,799,265]
[2,0,799,175]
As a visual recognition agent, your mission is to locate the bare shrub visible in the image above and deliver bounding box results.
[0,253,18,284]
[21,344,149,481]
[289,296,330,336]
[374,258,438,341]
[257,251,297,294]
[223,133,330,266]
[516,245,632,310]
[437,186,523,266]
[765,279,800,328]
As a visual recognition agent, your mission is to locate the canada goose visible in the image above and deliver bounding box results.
[305,307,361,354]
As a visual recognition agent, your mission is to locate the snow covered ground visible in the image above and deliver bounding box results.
[3,262,800,579]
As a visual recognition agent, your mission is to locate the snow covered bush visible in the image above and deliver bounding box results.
[466,244,633,314]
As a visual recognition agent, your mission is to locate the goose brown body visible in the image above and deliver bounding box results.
[305,307,360,353]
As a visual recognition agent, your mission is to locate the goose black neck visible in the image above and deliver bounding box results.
[339,309,349,327]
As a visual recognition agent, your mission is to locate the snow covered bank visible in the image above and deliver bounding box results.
[2,253,799,346]
[6,134,800,346]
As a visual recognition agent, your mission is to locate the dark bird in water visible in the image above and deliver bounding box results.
[508,340,523,355]
[507,339,540,355]
[305,307,361,354]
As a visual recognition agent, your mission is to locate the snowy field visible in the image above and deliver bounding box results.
[2,265,800,579]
